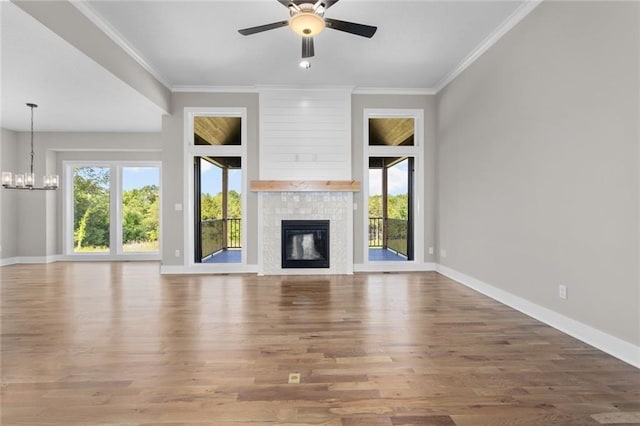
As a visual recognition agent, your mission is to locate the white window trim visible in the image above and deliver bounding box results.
[183,107,249,273]
[362,108,425,271]
[62,160,162,260]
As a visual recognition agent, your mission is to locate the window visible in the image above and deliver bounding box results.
[368,117,415,146]
[194,117,241,146]
[72,166,110,253]
[121,167,160,253]
[65,162,161,258]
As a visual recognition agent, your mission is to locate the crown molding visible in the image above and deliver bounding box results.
[172,85,437,96]
[353,87,436,96]
[70,0,172,89]
[172,85,259,93]
[256,84,356,92]
[72,0,542,97]
[175,85,356,93]
[433,0,543,93]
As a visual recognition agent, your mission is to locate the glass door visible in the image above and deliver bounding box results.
[368,156,414,261]
[194,156,242,263]
[121,167,160,253]
[67,162,161,258]
[72,166,110,253]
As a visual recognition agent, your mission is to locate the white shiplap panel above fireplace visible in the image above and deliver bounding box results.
[259,88,352,180]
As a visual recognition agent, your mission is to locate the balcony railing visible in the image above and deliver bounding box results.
[227,218,241,249]
[368,217,408,257]
[369,217,384,247]
[201,218,242,259]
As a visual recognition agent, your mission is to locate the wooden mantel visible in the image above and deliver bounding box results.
[250,180,360,192]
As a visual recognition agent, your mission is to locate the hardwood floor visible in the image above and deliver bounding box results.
[1,262,639,425]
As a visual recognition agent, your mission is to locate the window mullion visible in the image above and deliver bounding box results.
[112,165,121,256]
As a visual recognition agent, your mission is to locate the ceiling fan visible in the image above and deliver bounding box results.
[238,0,377,59]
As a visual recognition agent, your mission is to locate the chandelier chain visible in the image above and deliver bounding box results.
[29,104,35,175]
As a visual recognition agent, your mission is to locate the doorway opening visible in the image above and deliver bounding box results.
[368,156,414,261]
[194,156,242,263]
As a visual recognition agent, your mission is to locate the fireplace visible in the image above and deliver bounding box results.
[257,191,352,275]
[281,220,330,268]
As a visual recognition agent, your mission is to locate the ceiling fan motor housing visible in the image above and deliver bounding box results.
[289,4,325,36]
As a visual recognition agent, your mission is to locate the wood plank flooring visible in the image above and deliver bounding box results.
[1,262,639,425]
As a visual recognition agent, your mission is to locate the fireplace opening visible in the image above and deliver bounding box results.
[281,220,330,268]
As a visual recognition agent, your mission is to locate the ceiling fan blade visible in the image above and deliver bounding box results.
[302,37,315,58]
[238,21,288,36]
[324,18,377,38]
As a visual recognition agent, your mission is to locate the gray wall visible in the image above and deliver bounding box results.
[352,94,437,264]
[161,92,260,267]
[1,129,19,259]
[437,1,639,345]
[2,130,48,258]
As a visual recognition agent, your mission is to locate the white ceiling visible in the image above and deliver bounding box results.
[0,2,165,132]
[1,0,536,132]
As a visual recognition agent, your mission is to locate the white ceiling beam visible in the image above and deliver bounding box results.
[12,0,171,114]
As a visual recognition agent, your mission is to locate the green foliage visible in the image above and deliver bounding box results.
[73,167,159,251]
[201,190,241,219]
[73,167,110,250]
[200,190,242,253]
[368,194,409,254]
[368,194,408,219]
[369,195,382,218]
[387,218,408,256]
[122,185,159,245]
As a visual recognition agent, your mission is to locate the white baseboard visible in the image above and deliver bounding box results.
[160,263,259,275]
[0,257,18,266]
[354,261,436,273]
[1,255,61,266]
[1,255,161,265]
[436,264,640,369]
[57,255,161,262]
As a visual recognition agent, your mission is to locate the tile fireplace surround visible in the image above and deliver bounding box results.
[254,181,358,275]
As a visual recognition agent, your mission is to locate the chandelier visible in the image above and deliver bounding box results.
[2,103,58,190]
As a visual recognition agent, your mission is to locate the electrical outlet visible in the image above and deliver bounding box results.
[559,285,567,300]
[440,249,447,258]
[428,247,434,255]
[175,249,180,257]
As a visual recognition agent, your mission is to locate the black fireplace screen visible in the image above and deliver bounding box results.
[281,220,330,268]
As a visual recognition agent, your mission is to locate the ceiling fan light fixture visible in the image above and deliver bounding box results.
[299,60,311,69]
[289,11,325,36]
